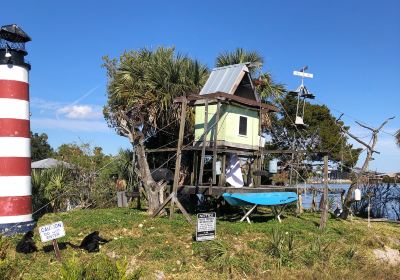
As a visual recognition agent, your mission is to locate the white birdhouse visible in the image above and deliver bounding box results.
[354,188,361,201]
[269,159,278,174]
[295,116,304,125]
[215,161,222,175]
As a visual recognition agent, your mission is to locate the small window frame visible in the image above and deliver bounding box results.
[238,116,248,136]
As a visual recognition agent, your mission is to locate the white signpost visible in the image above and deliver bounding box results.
[196,212,216,241]
[39,221,65,242]
[39,221,65,261]
[293,70,314,78]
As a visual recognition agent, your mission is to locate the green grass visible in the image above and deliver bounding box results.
[1,208,400,279]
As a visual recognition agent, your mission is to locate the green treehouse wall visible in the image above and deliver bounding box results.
[194,103,260,150]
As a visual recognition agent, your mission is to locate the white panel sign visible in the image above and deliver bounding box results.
[39,221,65,242]
[293,71,313,78]
[196,212,216,241]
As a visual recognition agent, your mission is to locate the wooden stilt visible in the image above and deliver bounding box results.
[219,153,226,186]
[212,101,220,185]
[198,99,209,186]
[152,96,192,224]
[190,151,198,186]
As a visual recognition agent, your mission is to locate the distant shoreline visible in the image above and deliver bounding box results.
[306,180,352,184]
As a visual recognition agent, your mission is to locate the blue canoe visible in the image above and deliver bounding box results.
[222,192,298,207]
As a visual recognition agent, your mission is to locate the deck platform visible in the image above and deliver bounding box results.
[175,185,345,196]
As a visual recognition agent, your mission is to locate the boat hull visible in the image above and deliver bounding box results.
[223,192,298,206]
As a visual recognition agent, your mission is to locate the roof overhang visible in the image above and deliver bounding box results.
[175,92,279,112]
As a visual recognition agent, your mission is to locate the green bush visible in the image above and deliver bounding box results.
[60,254,140,280]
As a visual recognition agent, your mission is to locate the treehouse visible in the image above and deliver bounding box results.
[193,63,278,151]
[148,63,280,197]
[185,63,279,188]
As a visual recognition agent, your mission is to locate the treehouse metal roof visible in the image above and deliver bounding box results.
[200,63,260,102]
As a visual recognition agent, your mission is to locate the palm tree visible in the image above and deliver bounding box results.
[103,47,209,214]
[216,48,263,68]
[215,48,286,99]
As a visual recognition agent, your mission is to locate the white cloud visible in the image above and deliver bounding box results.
[57,105,102,120]
[31,118,110,133]
[31,97,62,110]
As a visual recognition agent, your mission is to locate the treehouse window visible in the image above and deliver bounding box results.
[239,116,247,136]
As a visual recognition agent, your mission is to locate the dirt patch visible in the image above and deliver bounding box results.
[373,246,400,265]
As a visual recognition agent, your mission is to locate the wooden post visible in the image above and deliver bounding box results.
[319,155,329,229]
[170,97,187,219]
[52,239,61,261]
[256,157,262,187]
[198,99,209,186]
[219,153,226,186]
[297,190,303,214]
[212,101,220,185]
[190,151,198,186]
[150,97,193,224]
[311,188,316,212]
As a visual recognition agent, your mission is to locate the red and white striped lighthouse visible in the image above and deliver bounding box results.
[0,24,34,235]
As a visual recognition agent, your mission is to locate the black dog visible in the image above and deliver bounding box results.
[16,231,37,254]
[70,231,109,253]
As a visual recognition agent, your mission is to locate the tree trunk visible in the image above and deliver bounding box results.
[132,138,161,215]
[338,117,393,219]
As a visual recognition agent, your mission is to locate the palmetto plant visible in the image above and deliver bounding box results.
[31,168,71,214]
[215,48,286,99]
[216,48,263,70]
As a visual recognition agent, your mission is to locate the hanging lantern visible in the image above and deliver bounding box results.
[354,188,361,201]
[269,159,278,174]
[215,161,222,175]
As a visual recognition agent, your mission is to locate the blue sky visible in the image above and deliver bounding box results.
[3,0,399,172]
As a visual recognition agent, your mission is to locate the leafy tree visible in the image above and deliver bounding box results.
[102,47,208,214]
[31,132,54,161]
[55,143,115,209]
[396,129,400,147]
[270,96,362,170]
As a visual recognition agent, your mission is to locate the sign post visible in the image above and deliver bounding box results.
[38,221,66,261]
[196,212,216,241]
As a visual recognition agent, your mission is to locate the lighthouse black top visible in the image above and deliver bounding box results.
[0,24,31,69]
[0,24,31,43]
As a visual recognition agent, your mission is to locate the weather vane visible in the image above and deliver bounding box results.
[289,66,315,126]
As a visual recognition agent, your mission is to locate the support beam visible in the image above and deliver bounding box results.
[219,153,226,186]
[170,97,188,219]
[212,101,220,184]
[151,96,191,224]
[198,99,209,186]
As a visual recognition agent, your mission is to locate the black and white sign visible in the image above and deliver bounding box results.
[196,212,216,241]
[39,221,65,242]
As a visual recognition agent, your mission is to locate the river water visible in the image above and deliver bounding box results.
[299,183,400,221]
